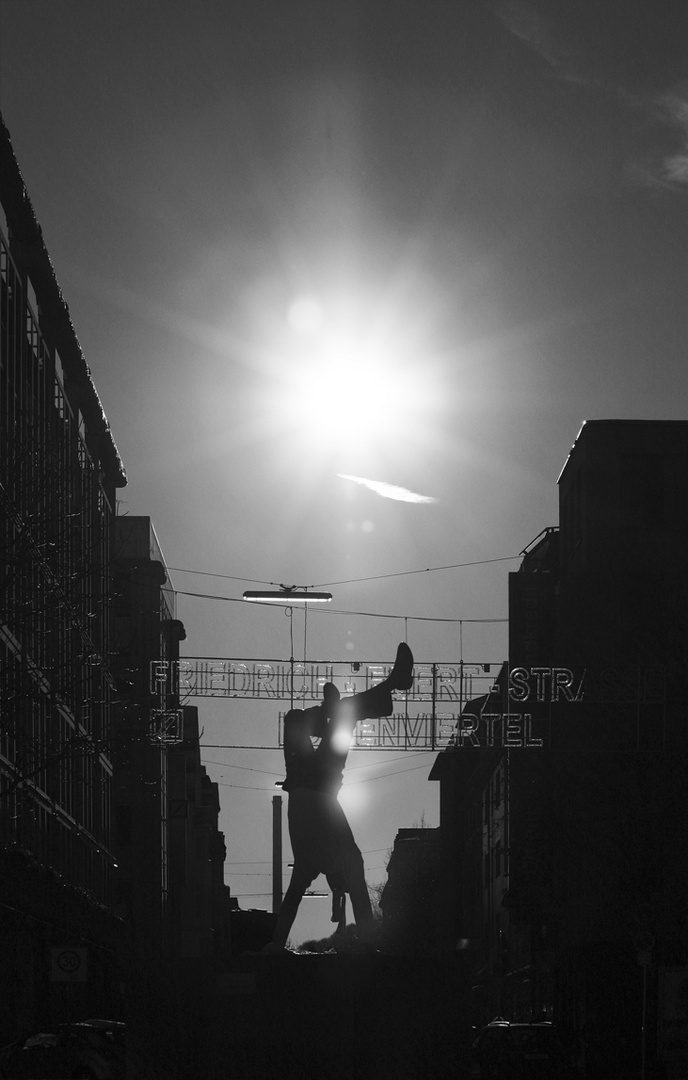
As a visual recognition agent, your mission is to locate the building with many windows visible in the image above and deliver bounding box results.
[0,117,232,1043]
[0,116,127,1035]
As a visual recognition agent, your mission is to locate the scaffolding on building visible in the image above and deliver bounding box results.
[0,218,118,905]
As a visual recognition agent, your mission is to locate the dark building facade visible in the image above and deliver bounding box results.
[381,826,442,954]
[111,516,232,973]
[167,706,232,972]
[430,421,688,1078]
[111,515,184,960]
[0,119,233,1045]
[0,117,127,1036]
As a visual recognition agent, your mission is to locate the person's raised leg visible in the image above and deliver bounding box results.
[389,641,414,691]
[332,642,414,725]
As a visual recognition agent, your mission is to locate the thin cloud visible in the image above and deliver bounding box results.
[495,1,688,192]
[494,1,600,88]
[658,91,688,188]
[338,474,438,504]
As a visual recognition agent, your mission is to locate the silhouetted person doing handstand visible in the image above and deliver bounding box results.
[268,642,414,950]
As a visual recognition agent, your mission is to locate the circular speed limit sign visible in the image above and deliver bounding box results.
[57,950,81,973]
[51,947,88,981]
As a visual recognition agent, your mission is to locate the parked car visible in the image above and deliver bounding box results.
[471,1020,581,1079]
[0,1020,124,1080]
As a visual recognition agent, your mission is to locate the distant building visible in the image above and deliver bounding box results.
[381,827,442,955]
[111,516,233,974]
[0,116,127,1036]
[167,706,233,973]
[111,516,185,959]
[430,420,688,1078]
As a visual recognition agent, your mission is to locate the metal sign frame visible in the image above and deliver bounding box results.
[148,659,668,752]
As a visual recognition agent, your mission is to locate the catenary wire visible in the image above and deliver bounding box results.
[200,743,441,751]
[212,759,435,790]
[311,555,521,588]
[167,552,521,590]
[200,754,427,774]
[175,591,507,624]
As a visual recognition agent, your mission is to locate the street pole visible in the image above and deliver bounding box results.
[272,794,283,914]
[641,960,648,1080]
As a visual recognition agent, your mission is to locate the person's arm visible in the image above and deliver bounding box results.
[283,708,315,758]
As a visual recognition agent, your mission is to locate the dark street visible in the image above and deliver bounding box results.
[126,954,471,1080]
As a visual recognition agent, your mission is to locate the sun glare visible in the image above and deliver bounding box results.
[330,725,354,755]
[278,292,430,457]
[337,780,369,816]
[287,296,323,336]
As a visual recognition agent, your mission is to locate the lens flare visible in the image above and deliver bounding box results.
[330,726,353,755]
[288,296,323,336]
[337,781,369,816]
[252,285,446,475]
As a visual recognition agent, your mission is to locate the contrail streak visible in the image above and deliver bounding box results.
[338,473,437,503]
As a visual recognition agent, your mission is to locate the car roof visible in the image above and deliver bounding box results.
[486,1022,553,1028]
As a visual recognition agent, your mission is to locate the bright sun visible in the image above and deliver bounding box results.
[278,292,429,458]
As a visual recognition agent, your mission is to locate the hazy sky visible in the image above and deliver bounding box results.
[2,0,688,945]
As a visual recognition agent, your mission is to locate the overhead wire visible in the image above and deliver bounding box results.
[167,568,276,585]
[200,742,443,752]
[200,753,427,774]
[311,555,521,588]
[167,553,521,590]
[174,590,508,624]
[167,554,518,624]
[225,844,391,868]
[209,758,436,790]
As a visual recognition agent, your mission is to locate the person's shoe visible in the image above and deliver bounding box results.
[322,681,340,716]
[390,642,414,691]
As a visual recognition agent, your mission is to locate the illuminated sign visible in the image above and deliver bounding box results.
[150,658,496,702]
[318,711,542,750]
[508,666,585,702]
[149,660,667,751]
